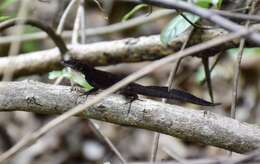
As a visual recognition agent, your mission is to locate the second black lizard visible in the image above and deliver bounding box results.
[61,59,220,106]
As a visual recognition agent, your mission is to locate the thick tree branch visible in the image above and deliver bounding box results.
[0,80,260,154]
[0,29,237,77]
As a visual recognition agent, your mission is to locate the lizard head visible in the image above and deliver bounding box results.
[61,58,92,74]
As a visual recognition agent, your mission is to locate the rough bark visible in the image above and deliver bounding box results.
[0,80,260,153]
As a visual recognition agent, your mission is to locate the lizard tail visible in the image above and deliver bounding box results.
[129,85,220,106]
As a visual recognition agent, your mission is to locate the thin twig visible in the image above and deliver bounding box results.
[200,52,223,85]
[162,147,188,164]
[202,56,214,102]
[79,0,86,44]
[230,148,260,164]
[230,40,245,118]
[230,0,257,156]
[231,0,256,119]
[56,0,78,34]
[150,132,160,161]
[92,0,106,13]
[168,28,194,89]
[88,120,127,164]
[72,0,81,45]
[54,0,79,84]
[212,9,260,23]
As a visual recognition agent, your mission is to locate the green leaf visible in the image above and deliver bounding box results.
[195,0,211,8]
[122,4,149,21]
[48,69,93,90]
[194,0,223,9]
[160,12,200,45]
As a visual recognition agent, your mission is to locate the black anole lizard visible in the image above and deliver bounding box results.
[62,59,220,106]
[0,18,219,106]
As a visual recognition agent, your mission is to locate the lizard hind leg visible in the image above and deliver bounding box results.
[120,92,141,116]
[126,95,138,116]
[72,87,99,99]
[70,85,88,96]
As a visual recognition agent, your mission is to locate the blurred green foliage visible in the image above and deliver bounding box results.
[0,0,16,11]
[160,0,223,45]
[0,0,40,53]
[0,0,16,21]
